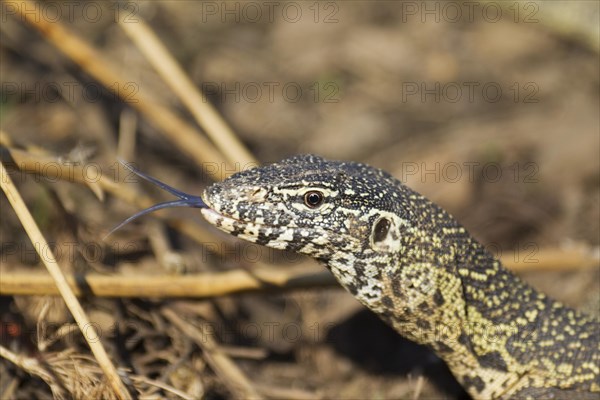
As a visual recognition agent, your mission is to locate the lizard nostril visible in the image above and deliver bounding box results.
[248,187,267,201]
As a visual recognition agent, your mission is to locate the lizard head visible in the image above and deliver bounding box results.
[111,155,470,340]
[201,155,480,356]
[109,155,465,320]
[201,154,423,307]
[202,154,409,255]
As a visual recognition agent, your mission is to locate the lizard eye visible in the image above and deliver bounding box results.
[304,191,324,208]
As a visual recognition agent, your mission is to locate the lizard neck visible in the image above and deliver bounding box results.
[328,203,599,399]
[200,154,599,398]
[200,154,599,399]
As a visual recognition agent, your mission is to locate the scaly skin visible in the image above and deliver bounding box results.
[117,155,600,398]
[196,154,599,399]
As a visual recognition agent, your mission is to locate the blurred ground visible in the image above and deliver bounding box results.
[1,1,599,399]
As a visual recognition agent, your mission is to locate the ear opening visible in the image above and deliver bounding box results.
[370,214,402,253]
[373,217,391,243]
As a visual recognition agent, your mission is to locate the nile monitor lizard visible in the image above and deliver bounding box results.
[116,155,600,399]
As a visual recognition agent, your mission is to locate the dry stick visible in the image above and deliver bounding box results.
[1,344,193,400]
[1,376,19,400]
[0,145,144,207]
[500,245,600,272]
[1,245,597,297]
[0,266,337,297]
[161,307,263,400]
[0,345,61,395]
[0,162,132,400]
[5,0,230,180]
[148,220,186,273]
[118,16,257,168]
[117,108,138,162]
[0,130,14,146]
[0,146,106,200]
[412,375,425,400]
[4,241,597,298]
[219,345,268,360]
[129,375,196,400]
[0,146,224,251]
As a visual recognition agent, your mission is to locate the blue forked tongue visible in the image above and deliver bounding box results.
[105,160,207,238]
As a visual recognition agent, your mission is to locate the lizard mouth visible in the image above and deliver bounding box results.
[199,189,295,248]
[200,206,299,250]
[200,207,246,230]
[199,191,242,228]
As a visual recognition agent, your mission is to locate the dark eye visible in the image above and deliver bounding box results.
[304,191,324,208]
[373,218,390,243]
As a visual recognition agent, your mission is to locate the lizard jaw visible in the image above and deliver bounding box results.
[201,207,298,250]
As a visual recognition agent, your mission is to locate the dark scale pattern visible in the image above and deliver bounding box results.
[200,154,600,399]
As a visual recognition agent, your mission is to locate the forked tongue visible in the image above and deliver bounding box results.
[105,160,207,238]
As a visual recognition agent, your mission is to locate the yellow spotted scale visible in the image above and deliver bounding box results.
[113,155,599,399]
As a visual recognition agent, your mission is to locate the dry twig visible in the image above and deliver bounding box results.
[1,345,194,399]
[0,265,336,297]
[0,145,225,251]
[0,161,131,400]
[162,307,263,400]
[4,0,230,179]
[118,15,257,168]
